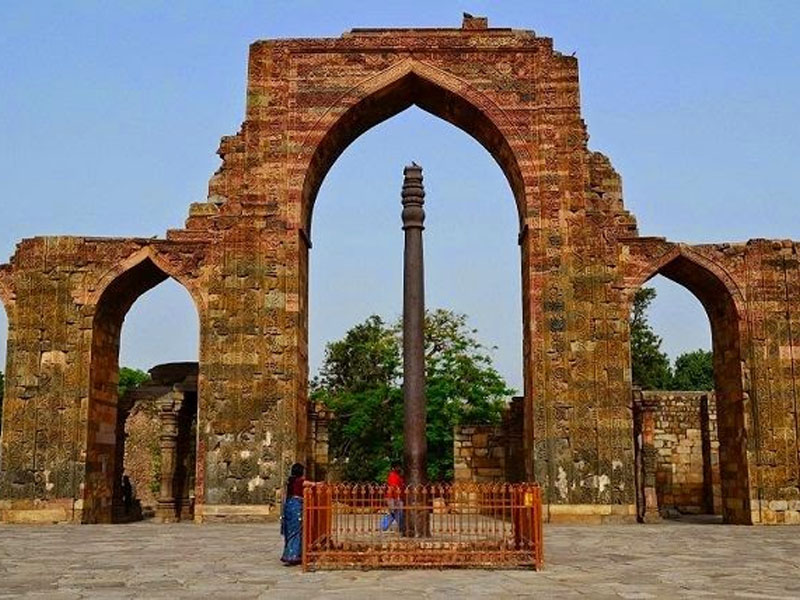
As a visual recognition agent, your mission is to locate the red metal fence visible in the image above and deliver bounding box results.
[302,482,543,570]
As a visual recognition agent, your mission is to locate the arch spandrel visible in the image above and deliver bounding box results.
[294,58,534,234]
[87,244,207,314]
[621,240,747,321]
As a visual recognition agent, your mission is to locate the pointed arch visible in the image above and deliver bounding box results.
[298,59,531,234]
[627,243,752,524]
[89,245,205,313]
[84,245,202,523]
[628,244,746,323]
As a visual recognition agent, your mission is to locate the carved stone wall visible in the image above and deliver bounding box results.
[1,17,798,524]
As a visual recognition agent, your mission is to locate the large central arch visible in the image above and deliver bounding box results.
[291,59,536,483]
[298,60,530,233]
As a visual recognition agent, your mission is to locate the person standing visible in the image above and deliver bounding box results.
[384,462,405,532]
[280,463,305,566]
[121,474,133,515]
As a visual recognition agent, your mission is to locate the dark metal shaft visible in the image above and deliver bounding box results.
[401,163,427,488]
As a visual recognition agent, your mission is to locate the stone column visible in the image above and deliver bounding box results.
[111,393,136,523]
[401,163,430,538]
[155,389,183,523]
[633,389,660,523]
[401,163,427,487]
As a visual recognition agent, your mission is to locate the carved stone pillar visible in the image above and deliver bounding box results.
[155,389,183,523]
[633,389,661,523]
[401,162,430,538]
[111,393,135,523]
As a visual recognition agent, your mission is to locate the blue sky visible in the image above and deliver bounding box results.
[1,2,799,391]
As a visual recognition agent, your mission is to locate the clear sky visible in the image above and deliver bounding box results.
[1,2,799,391]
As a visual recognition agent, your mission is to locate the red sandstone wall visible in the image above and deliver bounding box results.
[0,21,797,525]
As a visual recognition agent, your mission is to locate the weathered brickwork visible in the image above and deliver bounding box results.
[454,397,524,483]
[307,402,332,482]
[122,402,161,512]
[1,17,798,524]
[636,392,721,517]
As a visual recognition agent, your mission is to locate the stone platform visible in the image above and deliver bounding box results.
[1,521,799,599]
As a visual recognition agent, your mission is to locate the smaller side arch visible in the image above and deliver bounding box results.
[83,245,204,523]
[625,244,746,321]
[88,245,206,314]
[624,242,753,524]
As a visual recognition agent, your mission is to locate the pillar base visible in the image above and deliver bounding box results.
[641,510,662,524]
[155,500,178,523]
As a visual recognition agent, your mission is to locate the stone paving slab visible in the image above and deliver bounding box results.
[1,521,799,599]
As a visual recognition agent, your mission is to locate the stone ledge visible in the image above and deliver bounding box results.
[544,503,637,524]
[0,499,76,524]
[194,504,277,523]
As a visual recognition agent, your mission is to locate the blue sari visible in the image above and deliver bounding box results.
[281,497,303,563]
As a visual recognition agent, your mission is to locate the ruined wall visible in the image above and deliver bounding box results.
[1,18,798,524]
[736,240,800,524]
[455,426,506,482]
[455,397,524,484]
[622,240,800,524]
[307,401,331,482]
[638,391,720,516]
[123,401,162,511]
[0,238,207,523]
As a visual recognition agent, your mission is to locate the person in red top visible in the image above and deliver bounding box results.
[383,461,405,532]
[280,463,305,565]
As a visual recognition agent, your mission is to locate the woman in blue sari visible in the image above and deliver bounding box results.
[280,463,305,565]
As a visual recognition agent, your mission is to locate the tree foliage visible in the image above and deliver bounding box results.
[312,310,514,482]
[630,288,673,390]
[118,367,150,397]
[630,288,714,391]
[672,349,714,391]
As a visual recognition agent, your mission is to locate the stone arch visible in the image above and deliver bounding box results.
[89,246,205,312]
[292,58,534,478]
[298,59,531,234]
[83,247,202,523]
[627,244,746,318]
[630,245,752,524]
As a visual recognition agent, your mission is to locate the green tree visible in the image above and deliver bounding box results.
[118,367,150,397]
[312,310,513,482]
[312,315,403,482]
[671,349,714,391]
[630,288,673,390]
[423,310,512,480]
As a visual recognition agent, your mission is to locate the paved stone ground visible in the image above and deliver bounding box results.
[1,520,799,599]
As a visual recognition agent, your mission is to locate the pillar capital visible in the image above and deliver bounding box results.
[401,162,425,231]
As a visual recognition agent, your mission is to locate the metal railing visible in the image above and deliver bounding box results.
[302,482,543,570]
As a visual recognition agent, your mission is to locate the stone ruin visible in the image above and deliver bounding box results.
[1,15,799,524]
